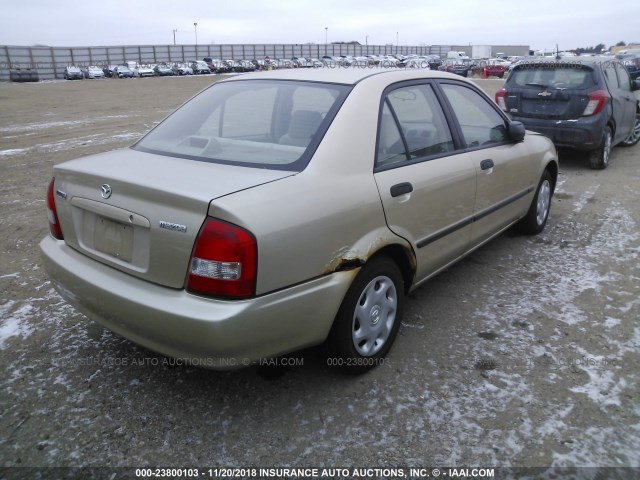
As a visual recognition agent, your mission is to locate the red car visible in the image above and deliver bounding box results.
[481,61,505,78]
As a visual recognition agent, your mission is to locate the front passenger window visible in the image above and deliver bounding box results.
[441,84,508,148]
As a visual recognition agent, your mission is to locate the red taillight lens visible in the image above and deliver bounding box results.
[495,88,508,111]
[46,178,64,240]
[582,89,610,116]
[186,218,257,299]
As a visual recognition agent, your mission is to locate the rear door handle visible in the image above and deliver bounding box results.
[480,159,494,170]
[390,182,413,197]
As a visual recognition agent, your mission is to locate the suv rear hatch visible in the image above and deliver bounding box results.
[501,63,598,119]
[52,148,292,289]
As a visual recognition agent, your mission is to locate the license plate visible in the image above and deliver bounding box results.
[94,216,133,262]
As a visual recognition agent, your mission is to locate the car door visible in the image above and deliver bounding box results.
[373,82,477,284]
[613,62,638,142]
[438,82,537,246]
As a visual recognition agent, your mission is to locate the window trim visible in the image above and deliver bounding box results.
[374,79,462,173]
[434,80,514,153]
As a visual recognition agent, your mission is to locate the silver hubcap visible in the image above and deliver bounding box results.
[352,275,397,356]
[536,180,551,226]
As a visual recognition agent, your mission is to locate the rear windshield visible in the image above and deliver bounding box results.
[134,79,351,171]
[509,64,596,89]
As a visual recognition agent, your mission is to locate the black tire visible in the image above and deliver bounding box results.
[588,125,612,169]
[327,256,405,373]
[518,169,553,235]
[620,114,640,147]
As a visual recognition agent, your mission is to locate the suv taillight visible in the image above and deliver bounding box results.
[46,178,64,240]
[582,90,610,116]
[186,218,257,298]
[495,88,508,111]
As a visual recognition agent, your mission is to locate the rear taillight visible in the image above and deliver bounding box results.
[582,90,610,116]
[46,178,64,240]
[495,88,508,111]
[186,218,257,298]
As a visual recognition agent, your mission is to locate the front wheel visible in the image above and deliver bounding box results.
[517,169,553,235]
[588,126,612,169]
[620,114,640,147]
[327,256,405,373]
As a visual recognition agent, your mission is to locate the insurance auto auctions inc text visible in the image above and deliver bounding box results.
[192,467,495,478]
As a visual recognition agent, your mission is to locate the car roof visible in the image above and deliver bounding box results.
[514,56,619,66]
[219,67,468,86]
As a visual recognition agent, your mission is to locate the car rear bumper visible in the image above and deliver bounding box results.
[512,114,606,151]
[40,236,356,368]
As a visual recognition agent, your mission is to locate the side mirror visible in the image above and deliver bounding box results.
[508,121,526,142]
[632,79,640,91]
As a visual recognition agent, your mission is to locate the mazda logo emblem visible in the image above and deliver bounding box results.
[101,184,112,199]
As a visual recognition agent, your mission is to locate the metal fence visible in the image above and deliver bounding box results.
[1,43,530,81]
[0,43,455,81]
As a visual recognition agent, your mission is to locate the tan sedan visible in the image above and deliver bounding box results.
[40,68,558,371]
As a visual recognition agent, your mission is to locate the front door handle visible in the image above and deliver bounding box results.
[390,182,413,197]
[480,159,494,170]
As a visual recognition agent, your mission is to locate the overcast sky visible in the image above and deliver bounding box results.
[1,0,638,53]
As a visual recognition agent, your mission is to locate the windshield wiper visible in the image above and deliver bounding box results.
[525,82,548,88]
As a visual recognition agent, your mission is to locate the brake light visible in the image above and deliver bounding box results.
[46,178,64,240]
[186,218,257,298]
[582,90,609,116]
[495,88,508,111]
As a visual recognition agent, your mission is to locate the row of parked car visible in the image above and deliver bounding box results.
[60,54,445,80]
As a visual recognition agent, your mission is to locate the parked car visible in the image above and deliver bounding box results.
[153,63,174,76]
[114,65,134,78]
[439,60,470,77]
[172,63,193,75]
[82,66,105,79]
[136,64,155,77]
[496,57,640,169]
[615,49,640,80]
[103,65,117,78]
[190,61,211,74]
[203,57,229,73]
[63,66,83,80]
[41,68,558,372]
[475,60,505,78]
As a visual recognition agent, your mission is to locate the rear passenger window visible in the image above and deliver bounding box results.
[441,84,508,147]
[604,65,619,89]
[376,84,454,168]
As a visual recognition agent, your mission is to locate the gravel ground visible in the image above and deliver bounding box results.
[1,75,639,477]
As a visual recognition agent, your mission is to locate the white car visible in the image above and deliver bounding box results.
[136,64,155,77]
[82,66,105,79]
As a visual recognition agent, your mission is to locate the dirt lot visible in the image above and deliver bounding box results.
[1,75,639,475]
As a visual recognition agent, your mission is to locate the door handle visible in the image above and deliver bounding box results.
[390,182,413,197]
[480,159,494,170]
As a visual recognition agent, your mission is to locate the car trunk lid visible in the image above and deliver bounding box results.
[52,148,293,288]
[505,64,597,120]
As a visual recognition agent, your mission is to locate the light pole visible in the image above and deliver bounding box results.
[194,22,198,46]
[396,31,399,54]
[325,27,328,55]
[173,29,177,45]
[366,35,368,46]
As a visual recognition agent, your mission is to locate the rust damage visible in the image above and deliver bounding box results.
[323,237,416,275]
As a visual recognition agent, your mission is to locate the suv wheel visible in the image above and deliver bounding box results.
[589,126,612,169]
[620,114,640,147]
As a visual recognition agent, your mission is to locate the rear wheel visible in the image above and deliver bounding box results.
[328,256,404,373]
[620,114,640,147]
[518,169,553,235]
[588,126,612,169]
